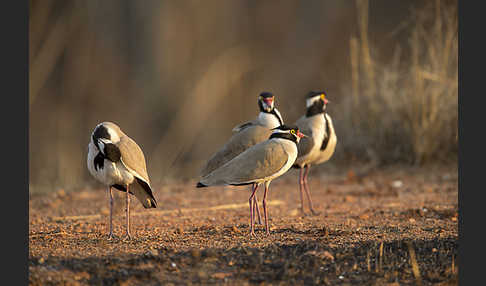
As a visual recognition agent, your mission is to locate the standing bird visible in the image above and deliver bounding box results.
[200,92,284,224]
[197,125,305,236]
[293,91,337,215]
[87,122,157,239]
[201,92,284,176]
[231,91,284,133]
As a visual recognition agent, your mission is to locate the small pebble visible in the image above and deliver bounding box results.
[391,180,403,188]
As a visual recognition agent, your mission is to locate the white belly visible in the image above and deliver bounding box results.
[315,115,337,164]
[87,142,135,186]
[296,114,326,165]
[315,131,337,164]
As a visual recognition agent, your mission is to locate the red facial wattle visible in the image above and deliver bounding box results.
[263,98,273,106]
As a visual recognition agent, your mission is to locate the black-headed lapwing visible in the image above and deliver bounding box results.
[87,122,157,239]
[293,91,337,215]
[231,91,284,133]
[197,125,305,236]
[200,92,284,224]
[201,91,284,176]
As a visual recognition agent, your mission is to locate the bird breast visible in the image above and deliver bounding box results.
[263,138,299,181]
[258,112,282,129]
[314,114,337,164]
[297,114,327,163]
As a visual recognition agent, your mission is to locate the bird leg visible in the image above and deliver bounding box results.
[248,183,259,236]
[262,181,270,235]
[303,165,320,216]
[107,186,114,239]
[124,184,131,240]
[298,167,306,215]
[252,184,262,225]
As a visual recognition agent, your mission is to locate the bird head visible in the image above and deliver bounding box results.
[258,92,275,112]
[91,122,121,154]
[271,124,306,143]
[306,91,329,111]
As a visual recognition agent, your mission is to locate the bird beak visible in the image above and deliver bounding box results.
[96,140,105,155]
[297,131,306,138]
[96,138,111,155]
[99,138,111,145]
[323,98,329,104]
[263,97,274,107]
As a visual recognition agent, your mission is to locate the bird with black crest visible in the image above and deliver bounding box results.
[197,125,306,236]
[87,122,157,240]
[200,91,284,225]
[292,91,337,215]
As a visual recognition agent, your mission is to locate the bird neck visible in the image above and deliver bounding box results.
[258,108,283,128]
[269,132,297,143]
[306,101,325,117]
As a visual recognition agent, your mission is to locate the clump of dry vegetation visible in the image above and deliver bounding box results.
[337,0,458,165]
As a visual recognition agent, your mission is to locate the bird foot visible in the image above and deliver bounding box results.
[299,207,307,216]
[107,233,115,240]
[123,233,132,241]
[310,209,321,216]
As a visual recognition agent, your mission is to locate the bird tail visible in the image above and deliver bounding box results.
[131,178,157,208]
[196,182,207,188]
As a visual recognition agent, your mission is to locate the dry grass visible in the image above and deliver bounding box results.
[338,0,457,165]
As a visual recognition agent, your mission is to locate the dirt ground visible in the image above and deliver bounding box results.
[29,165,458,285]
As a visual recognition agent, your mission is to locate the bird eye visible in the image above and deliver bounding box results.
[290,129,295,135]
[321,94,326,100]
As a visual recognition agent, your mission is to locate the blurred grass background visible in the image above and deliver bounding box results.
[29,0,457,194]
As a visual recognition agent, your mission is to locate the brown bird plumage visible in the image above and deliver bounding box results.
[199,92,284,226]
[198,125,305,236]
[87,121,156,239]
[201,125,273,177]
[199,139,289,186]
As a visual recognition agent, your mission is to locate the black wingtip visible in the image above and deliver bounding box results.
[196,182,207,188]
[150,198,157,208]
[134,178,158,209]
[143,199,157,209]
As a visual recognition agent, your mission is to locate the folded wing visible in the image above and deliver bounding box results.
[116,136,157,208]
[200,140,288,186]
[200,125,272,177]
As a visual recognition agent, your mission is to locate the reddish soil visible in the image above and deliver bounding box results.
[29,165,458,285]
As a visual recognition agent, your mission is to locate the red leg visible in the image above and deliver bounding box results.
[253,184,262,225]
[263,181,271,235]
[248,183,258,236]
[303,165,320,216]
[298,167,306,214]
[125,184,131,239]
[108,186,114,239]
